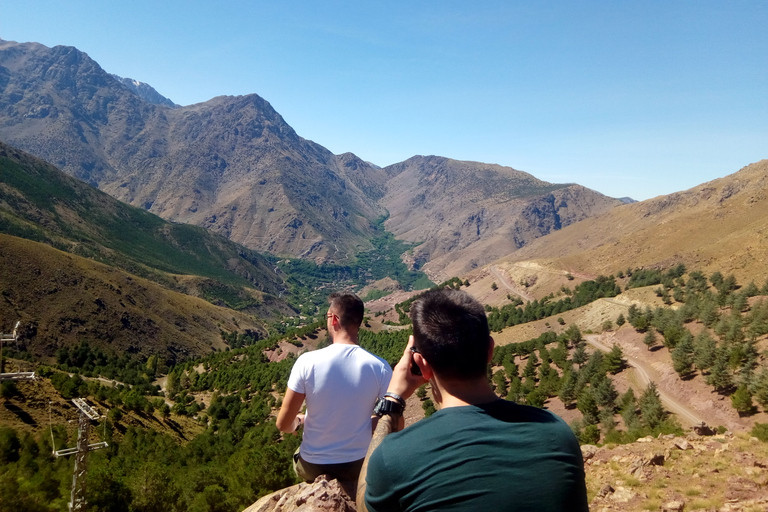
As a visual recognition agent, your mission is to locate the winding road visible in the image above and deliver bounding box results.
[489,265,535,301]
[585,334,704,427]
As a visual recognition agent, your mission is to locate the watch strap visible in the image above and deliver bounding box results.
[374,397,405,416]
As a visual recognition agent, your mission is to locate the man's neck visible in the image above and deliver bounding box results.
[331,330,359,346]
[434,377,499,409]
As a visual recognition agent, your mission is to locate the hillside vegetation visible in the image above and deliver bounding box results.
[0,235,274,363]
[0,141,287,304]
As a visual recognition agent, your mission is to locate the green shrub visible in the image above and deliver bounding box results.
[751,423,768,442]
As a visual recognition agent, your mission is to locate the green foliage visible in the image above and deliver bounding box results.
[422,398,437,417]
[487,275,620,332]
[0,381,19,399]
[577,388,599,425]
[56,340,161,387]
[693,331,717,373]
[643,328,658,351]
[731,385,755,416]
[492,369,508,396]
[558,371,578,408]
[751,423,768,442]
[626,264,686,289]
[358,328,411,367]
[706,348,734,393]
[671,332,695,379]
[603,345,625,374]
[639,382,665,429]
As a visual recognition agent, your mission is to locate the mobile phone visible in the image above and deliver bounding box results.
[410,346,422,376]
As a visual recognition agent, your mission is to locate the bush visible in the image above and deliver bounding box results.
[751,423,768,442]
[580,424,601,444]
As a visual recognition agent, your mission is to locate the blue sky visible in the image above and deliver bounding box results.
[1,1,766,201]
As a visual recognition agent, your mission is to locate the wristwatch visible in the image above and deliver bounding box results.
[373,396,405,416]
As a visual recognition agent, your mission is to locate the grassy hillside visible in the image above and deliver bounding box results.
[0,234,284,363]
[0,141,287,306]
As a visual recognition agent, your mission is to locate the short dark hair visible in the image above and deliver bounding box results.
[328,291,364,329]
[410,289,490,380]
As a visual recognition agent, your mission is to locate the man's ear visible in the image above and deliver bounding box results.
[486,336,495,364]
[413,352,433,381]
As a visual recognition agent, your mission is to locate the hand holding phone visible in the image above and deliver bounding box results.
[410,346,422,376]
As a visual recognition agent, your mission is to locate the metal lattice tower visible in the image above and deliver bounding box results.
[54,398,108,512]
[0,321,35,382]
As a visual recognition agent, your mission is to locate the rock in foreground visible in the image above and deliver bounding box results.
[243,476,355,512]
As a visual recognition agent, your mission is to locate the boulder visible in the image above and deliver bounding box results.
[661,500,685,512]
[581,444,599,461]
[242,476,356,512]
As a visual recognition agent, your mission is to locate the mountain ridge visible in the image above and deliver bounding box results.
[493,158,768,286]
[0,38,624,273]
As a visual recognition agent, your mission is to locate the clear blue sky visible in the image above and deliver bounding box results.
[1,1,766,201]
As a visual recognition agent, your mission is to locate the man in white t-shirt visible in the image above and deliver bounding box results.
[277,291,392,495]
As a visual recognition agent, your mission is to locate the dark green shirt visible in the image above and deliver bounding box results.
[365,400,589,512]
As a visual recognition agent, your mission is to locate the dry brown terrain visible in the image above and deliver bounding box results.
[0,235,267,362]
[496,159,768,286]
[381,156,623,280]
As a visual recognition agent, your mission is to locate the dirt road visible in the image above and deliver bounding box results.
[585,334,704,427]
[489,265,535,301]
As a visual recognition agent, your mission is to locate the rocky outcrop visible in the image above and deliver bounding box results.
[243,476,355,512]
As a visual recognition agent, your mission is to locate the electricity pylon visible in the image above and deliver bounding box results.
[54,398,108,511]
[0,321,35,381]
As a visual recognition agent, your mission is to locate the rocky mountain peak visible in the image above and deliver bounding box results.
[0,38,627,272]
[111,74,178,108]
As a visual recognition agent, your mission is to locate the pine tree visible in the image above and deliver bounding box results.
[558,371,578,408]
[752,368,768,410]
[639,382,665,429]
[572,344,588,367]
[603,345,625,374]
[671,332,695,379]
[619,388,636,410]
[492,369,508,396]
[593,375,618,410]
[523,353,538,379]
[643,328,658,351]
[599,407,616,432]
[706,348,733,392]
[565,325,582,347]
[577,388,599,426]
[731,384,755,416]
[693,331,717,373]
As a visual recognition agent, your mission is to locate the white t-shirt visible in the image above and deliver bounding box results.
[287,343,392,464]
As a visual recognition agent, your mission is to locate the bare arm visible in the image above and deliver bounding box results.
[356,412,404,512]
[276,388,306,433]
[357,336,425,511]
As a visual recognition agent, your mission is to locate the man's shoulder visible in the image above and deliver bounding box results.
[294,344,390,371]
[356,347,391,369]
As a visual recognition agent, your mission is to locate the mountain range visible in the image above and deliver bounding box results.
[0,38,623,276]
[0,140,294,362]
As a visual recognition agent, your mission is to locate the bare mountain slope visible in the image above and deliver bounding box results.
[381,156,624,280]
[0,235,268,363]
[0,39,388,262]
[0,39,628,273]
[498,159,768,284]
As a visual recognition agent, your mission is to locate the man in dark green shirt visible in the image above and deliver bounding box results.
[357,289,589,512]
